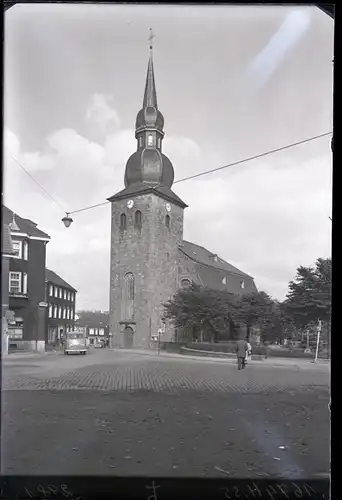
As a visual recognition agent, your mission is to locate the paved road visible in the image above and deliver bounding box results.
[2,349,330,478]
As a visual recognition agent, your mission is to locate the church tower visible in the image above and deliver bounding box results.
[108,36,187,348]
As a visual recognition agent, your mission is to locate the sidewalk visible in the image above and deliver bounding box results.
[113,348,330,370]
[3,350,57,360]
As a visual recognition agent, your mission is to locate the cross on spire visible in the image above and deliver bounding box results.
[148,28,155,51]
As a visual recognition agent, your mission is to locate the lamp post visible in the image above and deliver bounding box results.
[314,320,322,363]
[157,328,162,355]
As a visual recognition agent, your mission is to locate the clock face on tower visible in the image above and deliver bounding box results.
[127,200,134,209]
[166,203,171,212]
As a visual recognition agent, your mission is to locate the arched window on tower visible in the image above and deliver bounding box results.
[165,214,170,229]
[147,134,153,146]
[139,137,143,148]
[120,213,127,231]
[124,273,135,320]
[157,137,161,148]
[134,210,142,229]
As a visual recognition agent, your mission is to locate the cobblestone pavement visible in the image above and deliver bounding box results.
[2,351,330,478]
[2,349,330,393]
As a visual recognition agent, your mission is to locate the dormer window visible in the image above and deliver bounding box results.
[181,279,191,289]
[222,276,227,285]
[147,134,153,146]
[240,280,245,289]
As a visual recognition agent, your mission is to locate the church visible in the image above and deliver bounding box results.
[108,47,257,349]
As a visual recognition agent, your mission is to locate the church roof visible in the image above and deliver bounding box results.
[107,182,188,208]
[179,240,258,294]
[194,263,257,294]
[180,240,253,278]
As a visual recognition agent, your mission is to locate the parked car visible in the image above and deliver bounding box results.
[94,341,104,348]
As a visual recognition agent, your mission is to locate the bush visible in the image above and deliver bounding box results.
[186,342,236,353]
[160,342,186,353]
[183,342,316,358]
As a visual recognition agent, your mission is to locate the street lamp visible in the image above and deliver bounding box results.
[62,214,73,228]
[62,213,73,228]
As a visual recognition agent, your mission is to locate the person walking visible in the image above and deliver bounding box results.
[236,338,248,370]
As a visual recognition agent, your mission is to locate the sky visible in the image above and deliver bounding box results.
[4,4,333,311]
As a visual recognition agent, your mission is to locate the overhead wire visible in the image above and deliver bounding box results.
[11,131,332,217]
[11,155,67,213]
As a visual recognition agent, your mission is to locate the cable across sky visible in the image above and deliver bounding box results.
[11,131,332,217]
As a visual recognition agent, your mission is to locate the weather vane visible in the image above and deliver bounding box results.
[148,28,155,51]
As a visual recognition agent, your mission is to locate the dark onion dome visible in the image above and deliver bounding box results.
[124,149,174,188]
[135,106,164,131]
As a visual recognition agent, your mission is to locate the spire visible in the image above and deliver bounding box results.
[143,29,157,108]
[124,33,174,189]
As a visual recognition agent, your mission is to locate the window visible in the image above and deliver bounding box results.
[64,290,67,300]
[54,305,58,318]
[124,273,135,320]
[63,307,66,319]
[23,241,29,260]
[67,291,70,301]
[49,284,53,296]
[222,277,227,285]
[165,214,170,229]
[49,304,53,318]
[120,213,127,231]
[89,328,94,336]
[9,272,21,293]
[181,279,191,290]
[9,272,27,294]
[71,292,74,302]
[240,280,245,289]
[59,288,63,299]
[71,309,74,320]
[58,306,62,319]
[22,273,28,294]
[139,137,143,147]
[134,210,142,229]
[12,240,22,259]
[157,137,161,148]
[66,307,70,320]
[54,287,58,298]
[147,134,153,146]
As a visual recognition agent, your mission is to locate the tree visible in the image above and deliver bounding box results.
[284,258,331,329]
[163,284,238,343]
[234,291,275,341]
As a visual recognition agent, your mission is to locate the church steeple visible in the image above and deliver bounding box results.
[124,30,174,189]
[143,51,158,109]
[135,30,164,146]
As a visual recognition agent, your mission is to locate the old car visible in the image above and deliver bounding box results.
[64,331,88,355]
